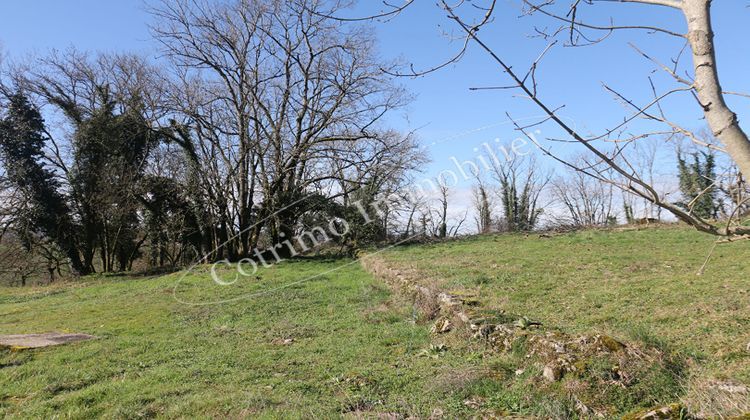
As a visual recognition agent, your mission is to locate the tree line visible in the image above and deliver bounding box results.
[463,139,748,235]
[0,0,424,283]
[2,0,749,284]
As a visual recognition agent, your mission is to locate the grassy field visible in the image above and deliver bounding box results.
[0,259,487,418]
[1,226,748,418]
[375,225,750,417]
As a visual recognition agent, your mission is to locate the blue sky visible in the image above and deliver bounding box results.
[1,0,749,222]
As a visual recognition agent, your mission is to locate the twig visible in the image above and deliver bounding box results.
[696,241,717,276]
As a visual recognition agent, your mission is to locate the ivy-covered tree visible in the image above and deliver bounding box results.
[676,152,720,219]
[70,90,159,272]
[491,156,547,233]
[0,93,88,275]
[140,175,203,268]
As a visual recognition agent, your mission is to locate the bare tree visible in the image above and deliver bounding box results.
[630,139,665,221]
[0,0,423,278]
[552,160,616,227]
[473,176,495,234]
[436,181,450,238]
[151,0,415,258]
[337,0,750,238]
[719,164,750,220]
[426,180,469,237]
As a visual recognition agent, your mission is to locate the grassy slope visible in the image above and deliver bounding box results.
[1,226,748,418]
[0,259,483,418]
[377,225,750,414]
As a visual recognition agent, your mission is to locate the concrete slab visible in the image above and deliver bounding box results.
[0,332,96,349]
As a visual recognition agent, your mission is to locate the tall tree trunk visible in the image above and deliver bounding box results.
[63,241,88,276]
[684,0,750,177]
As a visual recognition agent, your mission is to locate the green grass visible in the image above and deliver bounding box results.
[1,226,748,418]
[377,225,750,415]
[0,259,493,418]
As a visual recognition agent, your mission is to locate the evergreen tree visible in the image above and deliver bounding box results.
[623,203,635,224]
[676,152,719,219]
[0,93,88,275]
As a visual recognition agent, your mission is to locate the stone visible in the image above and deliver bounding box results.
[430,319,452,334]
[437,292,456,305]
[0,332,96,349]
[623,403,683,420]
[477,324,494,339]
[515,316,541,329]
[573,396,590,415]
[597,334,626,352]
[463,397,484,409]
[272,337,294,345]
[712,380,748,394]
[542,364,562,382]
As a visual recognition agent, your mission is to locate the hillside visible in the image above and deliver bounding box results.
[1,226,749,418]
[366,225,750,417]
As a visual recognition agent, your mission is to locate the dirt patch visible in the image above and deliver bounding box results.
[0,332,96,349]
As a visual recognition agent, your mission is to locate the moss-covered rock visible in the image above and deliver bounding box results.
[598,334,626,352]
[622,403,685,420]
